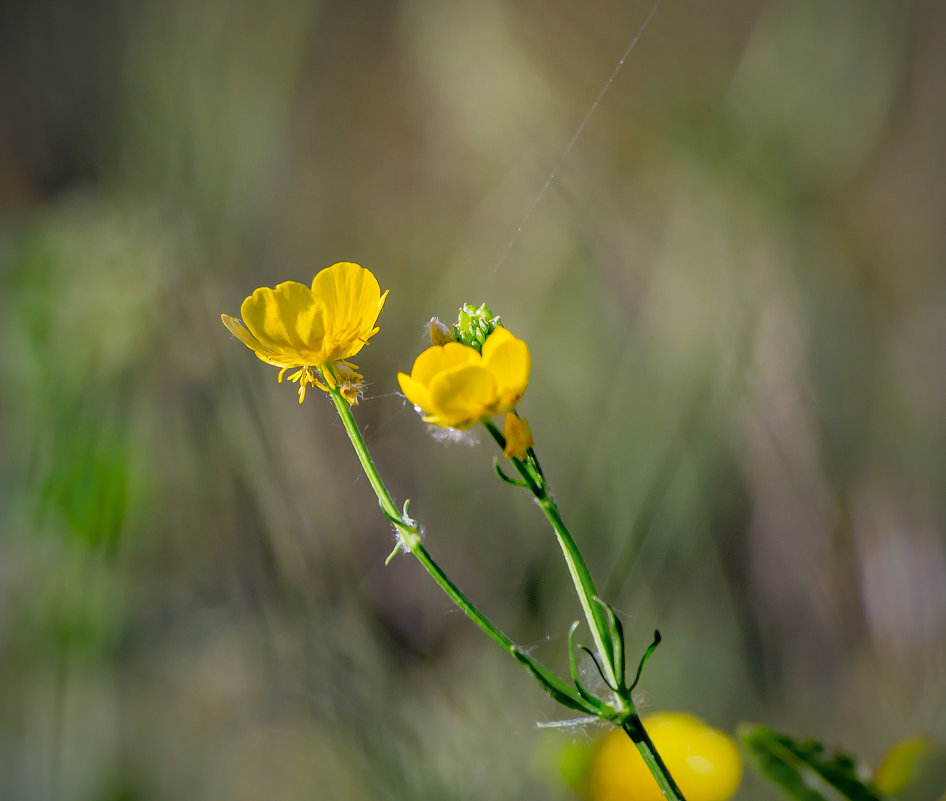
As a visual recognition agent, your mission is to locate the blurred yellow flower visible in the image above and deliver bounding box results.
[588,713,742,801]
[875,735,946,798]
[503,413,533,459]
[397,327,530,429]
[221,262,387,404]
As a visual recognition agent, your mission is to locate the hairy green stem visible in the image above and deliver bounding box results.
[323,377,589,712]
[325,371,684,799]
[483,420,618,692]
[623,715,688,801]
[484,418,686,801]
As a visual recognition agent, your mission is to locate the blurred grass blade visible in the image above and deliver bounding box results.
[738,724,884,801]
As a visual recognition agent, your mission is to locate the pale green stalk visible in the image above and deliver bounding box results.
[484,419,687,801]
[321,367,684,799]
[482,420,617,690]
[321,370,593,715]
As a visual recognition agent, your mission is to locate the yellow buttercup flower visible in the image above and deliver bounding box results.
[397,327,530,429]
[588,713,742,801]
[221,262,387,404]
[875,735,946,798]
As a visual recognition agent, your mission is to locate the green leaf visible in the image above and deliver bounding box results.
[509,647,598,716]
[738,724,884,801]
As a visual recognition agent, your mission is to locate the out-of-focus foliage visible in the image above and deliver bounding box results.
[739,724,883,801]
[876,736,946,801]
[1,0,945,799]
[589,713,742,801]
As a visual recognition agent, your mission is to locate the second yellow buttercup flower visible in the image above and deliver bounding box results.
[397,327,530,429]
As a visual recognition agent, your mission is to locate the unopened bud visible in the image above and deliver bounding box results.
[453,302,501,351]
[426,317,455,346]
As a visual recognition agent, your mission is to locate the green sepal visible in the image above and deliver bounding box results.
[739,724,886,801]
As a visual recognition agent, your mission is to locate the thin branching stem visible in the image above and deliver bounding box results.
[483,417,686,801]
[483,420,617,692]
[323,377,591,714]
[327,371,684,799]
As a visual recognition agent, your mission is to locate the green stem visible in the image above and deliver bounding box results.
[325,377,683,798]
[323,377,591,713]
[485,419,686,801]
[623,714,688,801]
[483,420,618,693]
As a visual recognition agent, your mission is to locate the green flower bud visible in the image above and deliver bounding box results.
[452,303,501,351]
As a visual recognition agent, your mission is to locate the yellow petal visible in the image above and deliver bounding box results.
[240,281,327,363]
[222,314,292,367]
[428,365,497,428]
[222,313,269,355]
[311,262,386,360]
[410,342,480,388]
[482,328,530,409]
[397,372,433,414]
[481,325,516,353]
[253,350,289,368]
[503,413,533,459]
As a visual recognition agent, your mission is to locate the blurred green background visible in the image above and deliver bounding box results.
[2,0,945,799]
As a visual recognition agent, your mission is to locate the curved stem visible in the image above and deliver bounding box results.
[323,378,590,713]
[484,419,686,801]
[326,381,683,798]
[623,714,688,801]
[483,420,618,692]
